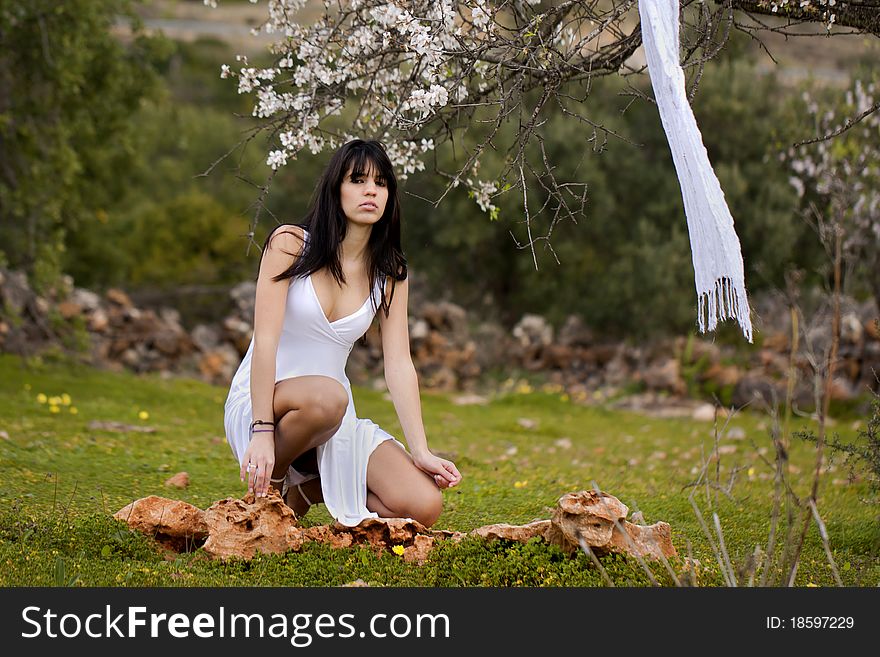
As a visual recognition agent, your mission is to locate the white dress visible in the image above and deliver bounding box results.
[224,228,406,526]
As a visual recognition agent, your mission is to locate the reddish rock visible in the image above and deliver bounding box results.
[88,308,109,332]
[105,288,133,308]
[762,332,790,351]
[403,535,435,564]
[343,517,430,549]
[202,491,303,560]
[469,520,551,543]
[545,490,676,561]
[546,490,628,554]
[639,358,685,395]
[608,520,676,561]
[57,300,82,320]
[702,362,742,387]
[164,472,190,489]
[113,496,208,552]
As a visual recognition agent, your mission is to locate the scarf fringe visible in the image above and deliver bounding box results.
[697,277,754,344]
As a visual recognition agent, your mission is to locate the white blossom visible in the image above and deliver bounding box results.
[267,149,288,170]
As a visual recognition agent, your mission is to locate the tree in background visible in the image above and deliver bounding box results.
[0,0,171,292]
[206,0,877,245]
[783,67,880,312]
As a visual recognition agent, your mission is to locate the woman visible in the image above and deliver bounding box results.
[223,139,461,528]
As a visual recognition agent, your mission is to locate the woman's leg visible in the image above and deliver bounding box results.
[269,375,348,497]
[365,441,443,527]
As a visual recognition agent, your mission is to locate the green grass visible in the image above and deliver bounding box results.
[0,352,878,587]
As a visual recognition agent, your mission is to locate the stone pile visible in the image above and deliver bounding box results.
[113,488,677,566]
[1,266,878,406]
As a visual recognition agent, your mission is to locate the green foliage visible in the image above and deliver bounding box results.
[0,0,172,276]
[795,393,880,503]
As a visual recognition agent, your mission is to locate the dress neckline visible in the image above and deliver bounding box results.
[306,274,373,326]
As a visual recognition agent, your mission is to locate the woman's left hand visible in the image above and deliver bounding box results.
[413,450,462,490]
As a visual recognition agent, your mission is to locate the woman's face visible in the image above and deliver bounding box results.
[339,163,389,226]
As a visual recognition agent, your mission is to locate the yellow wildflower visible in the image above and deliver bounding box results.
[69,407,78,415]
[60,393,71,406]
[138,410,149,420]
[747,467,755,477]
[806,582,819,588]
[48,396,62,406]
[49,405,60,414]
[391,545,405,556]
[36,393,47,404]
[514,480,528,489]
[560,394,570,402]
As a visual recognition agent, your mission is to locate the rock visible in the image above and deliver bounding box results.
[56,300,82,320]
[554,437,573,450]
[343,517,430,549]
[840,312,863,345]
[69,287,101,313]
[423,364,457,391]
[607,519,677,561]
[545,490,676,561]
[198,344,240,383]
[191,324,222,352]
[691,404,715,422]
[88,420,156,433]
[105,288,133,308]
[761,332,790,352]
[546,490,629,555]
[451,393,489,405]
[603,352,629,386]
[222,316,253,355]
[829,376,859,401]
[409,318,430,341]
[472,321,510,370]
[0,269,31,315]
[88,307,109,332]
[421,301,469,342]
[512,313,553,348]
[557,314,594,347]
[732,374,783,408]
[164,472,190,488]
[202,490,303,560]
[33,296,50,316]
[517,417,538,430]
[113,496,208,552]
[702,363,742,388]
[469,520,551,543]
[403,534,435,564]
[639,358,684,394]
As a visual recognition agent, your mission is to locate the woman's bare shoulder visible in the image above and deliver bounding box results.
[265,224,307,254]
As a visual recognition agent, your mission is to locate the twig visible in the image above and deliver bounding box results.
[809,499,843,586]
[577,535,616,587]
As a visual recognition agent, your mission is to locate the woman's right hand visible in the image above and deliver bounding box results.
[240,432,276,497]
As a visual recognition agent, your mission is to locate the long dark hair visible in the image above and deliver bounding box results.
[259,139,408,320]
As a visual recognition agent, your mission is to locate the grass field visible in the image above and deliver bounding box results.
[0,351,877,587]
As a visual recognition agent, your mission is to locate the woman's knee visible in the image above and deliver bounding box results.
[298,384,348,430]
[403,486,443,527]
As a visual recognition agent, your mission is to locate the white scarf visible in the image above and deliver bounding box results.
[638,0,754,343]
